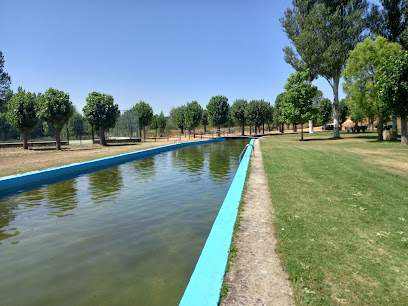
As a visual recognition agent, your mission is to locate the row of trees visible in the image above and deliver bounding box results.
[280,0,408,145]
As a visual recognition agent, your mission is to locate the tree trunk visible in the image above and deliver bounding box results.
[217,124,220,137]
[301,123,304,141]
[377,115,384,142]
[401,115,408,145]
[143,126,146,141]
[193,127,196,138]
[23,129,29,149]
[250,126,252,135]
[309,119,314,134]
[228,125,231,134]
[241,124,245,136]
[204,124,207,133]
[332,73,341,138]
[99,126,106,146]
[262,123,265,134]
[281,122,284,134]
[255,126,257,134]
[293,124,297,132]
[56,128,61,150]
[392,115,398,131]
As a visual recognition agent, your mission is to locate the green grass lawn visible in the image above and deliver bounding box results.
[261,132,408,305]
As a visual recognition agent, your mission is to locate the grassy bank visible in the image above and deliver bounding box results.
[261,132,408,305]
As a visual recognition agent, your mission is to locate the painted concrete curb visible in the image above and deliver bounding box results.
[179,138,255,306]
[0,138,225,195]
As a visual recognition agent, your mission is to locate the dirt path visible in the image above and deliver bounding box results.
[221,139,294,306]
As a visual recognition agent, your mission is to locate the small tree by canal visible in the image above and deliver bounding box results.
[207,95,229,136]
[132,101,153,141]
[38,88,74,150]
[6,88,39,149]
[185,101,202,138]
[83,92,120,146]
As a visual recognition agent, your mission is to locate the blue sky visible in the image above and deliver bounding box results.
[2,0,376,115]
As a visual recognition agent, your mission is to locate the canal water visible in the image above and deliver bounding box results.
[0,139,248,305]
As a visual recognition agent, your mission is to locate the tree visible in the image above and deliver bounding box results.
[343,36,402,140]
[231,99,248,135]
[202,109,208,133]
[150,114,158,139]
[38,88,73,150]
[207,95,229,136]
[318,98,332,125]
[184,100,202,138]
[67,111,85,138]
[375,50,408,145]
[0,51,11,113]
[273,93,285,132]
[175,105,186,135]
[281,0,369,138]
[83,92,119,146]
[370,0,408,50]
[132,101,153,141]
[338,99,350,127]
[245,100,263,134]
[280,70,318,140]
[6,88,39,149]
[157,111,167,135]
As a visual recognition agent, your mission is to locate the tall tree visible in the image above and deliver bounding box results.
[83,92,120,146]
[370,0,408,49]
[343,36,402,140]
[38,88,73,150]
[281,0,369,138]
[0,51,11,113]
[375,50,408,145]
[6,88,39,149]
[231,99,248,135]
[207,95,229,136]
[132,101,153,141]
[184,100,202,138]
[280,70,318,140]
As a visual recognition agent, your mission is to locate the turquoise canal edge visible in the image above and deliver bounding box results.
[179,138,255,306]
[0,138,225,195]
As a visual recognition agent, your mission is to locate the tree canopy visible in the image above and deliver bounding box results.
[83,92,120,145]
[231,99,248,135]
[370,0,408,49]
[343,36,402,140]
[6,88,39,149]
[132,101,153,140]
[0,51,11,113]
[38,88,74,150]
[207,95,229,135]
[184,101,202,132]
[280,70,318,140]
[375,50,408,145]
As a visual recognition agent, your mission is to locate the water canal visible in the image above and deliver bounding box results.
[0,139,249,305]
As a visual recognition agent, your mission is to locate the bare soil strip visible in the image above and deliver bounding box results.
[221,139,294,306]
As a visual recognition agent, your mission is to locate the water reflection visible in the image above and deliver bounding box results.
[133,157,156,179]
[172,146,204,175]
[89,167,123,202]
[0,199,18,242]
[44,180,78,217]
[209,143,232,182]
